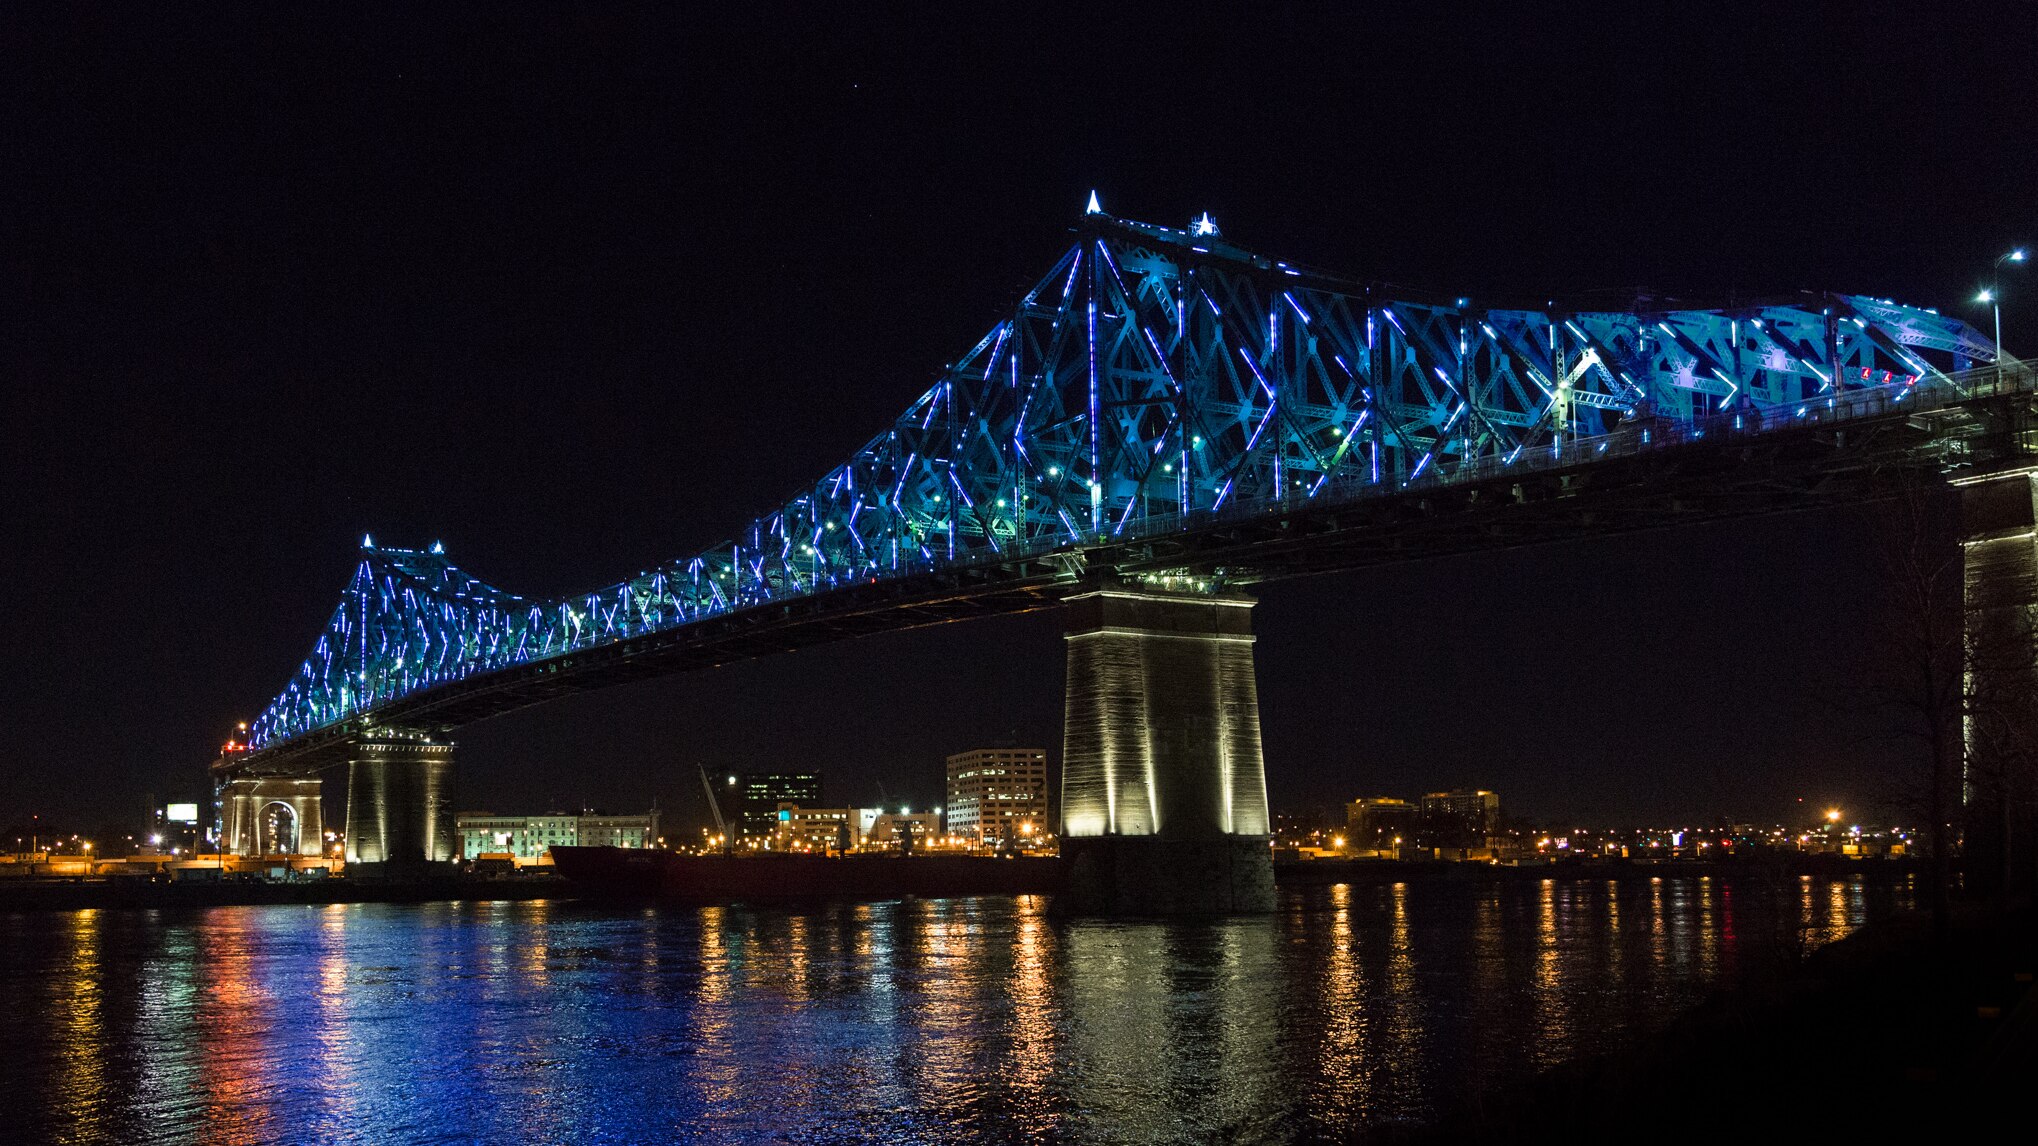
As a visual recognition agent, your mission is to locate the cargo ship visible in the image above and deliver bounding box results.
[549,846,1066,903]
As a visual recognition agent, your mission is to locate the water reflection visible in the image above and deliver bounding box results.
[0,874,1915,1144]
[55,910,108,1136]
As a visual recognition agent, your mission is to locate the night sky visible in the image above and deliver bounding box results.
[14,4,2038,835]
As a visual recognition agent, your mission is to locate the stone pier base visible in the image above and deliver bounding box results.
[1061,835,1276,914]
[1058,585,1276,914]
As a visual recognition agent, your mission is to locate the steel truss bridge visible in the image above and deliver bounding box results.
[233,204,2029,774]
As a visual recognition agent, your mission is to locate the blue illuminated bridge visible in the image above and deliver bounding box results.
[221,202,2037,906]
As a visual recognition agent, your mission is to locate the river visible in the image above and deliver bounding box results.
[0,873,1914,1143]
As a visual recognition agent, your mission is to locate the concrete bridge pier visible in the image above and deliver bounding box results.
[219,775,324,857]
[1958,469,2038,896]
[1058,584,1276,913]
[343,732,458,873]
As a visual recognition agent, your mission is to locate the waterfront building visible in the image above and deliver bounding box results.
[1418,790,1501,856]
[944,747,1049,846]
[456,809,660,862]
[1344,797,1417,856]
[771,805,862,851]
[863,811,942,850]
[737,772,822,837]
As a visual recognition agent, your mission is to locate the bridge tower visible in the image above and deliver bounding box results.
[342,731,458,870]
[212,727,325,859]
[1957,463,2038,896]
[1058,583,1276,913]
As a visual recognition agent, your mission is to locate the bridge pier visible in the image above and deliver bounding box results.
[343,732,458,872]
[1959,470,2038,896]
[1058,585,1275,913]
[219,775,324,857]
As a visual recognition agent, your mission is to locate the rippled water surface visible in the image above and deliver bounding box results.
[0,876,1913,1143]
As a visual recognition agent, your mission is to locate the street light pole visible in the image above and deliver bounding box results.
[1981,289,2003,388]
[1984,248,2028,388]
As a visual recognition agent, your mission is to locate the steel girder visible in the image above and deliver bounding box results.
[246,211,1995,752]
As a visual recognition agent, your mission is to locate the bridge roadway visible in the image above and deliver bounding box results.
[232,360,2037,779]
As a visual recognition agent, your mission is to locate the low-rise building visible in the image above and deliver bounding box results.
[456,809,660,862]
[1344,797,1417,856]
[771,805,862,851]
[863,811,943,850]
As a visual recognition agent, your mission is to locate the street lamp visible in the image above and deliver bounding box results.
[1983,248,2028,386]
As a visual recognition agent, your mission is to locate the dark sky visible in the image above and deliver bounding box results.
[12,4,2038,834]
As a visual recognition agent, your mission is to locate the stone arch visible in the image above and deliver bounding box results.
[259,801,299,856]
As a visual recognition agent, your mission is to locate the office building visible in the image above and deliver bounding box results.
[945,748,1049,846]
[1418,790,1500,854]
[737,772,822,837]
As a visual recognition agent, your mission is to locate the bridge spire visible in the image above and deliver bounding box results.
[1085,189,1103,215]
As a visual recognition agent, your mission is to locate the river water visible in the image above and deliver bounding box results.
[0,874,1913,1144]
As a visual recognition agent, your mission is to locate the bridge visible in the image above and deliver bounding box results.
[217,199,2035,908]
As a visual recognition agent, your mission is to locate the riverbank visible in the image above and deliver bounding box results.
[1275,853,1928,885]
[0,873,567,911]
[1407,901,2037,1142]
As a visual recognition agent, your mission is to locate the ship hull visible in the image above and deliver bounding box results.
[550,847,1066,903]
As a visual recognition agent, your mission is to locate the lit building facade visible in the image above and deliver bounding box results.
[457,810,660,861]
[945,747,1049,846]
[738,772,822,837]
[863,811,942,849]
[771,806,862,851]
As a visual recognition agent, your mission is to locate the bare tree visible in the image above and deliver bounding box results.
[1866,465,2038,924]
[1861,470,1962,934]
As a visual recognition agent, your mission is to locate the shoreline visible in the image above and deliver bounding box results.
[0,875,567,912]
[1274,854,1929,884]
[0,853,1925,913]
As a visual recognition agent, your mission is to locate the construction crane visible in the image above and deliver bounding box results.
[697,764,732,856]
